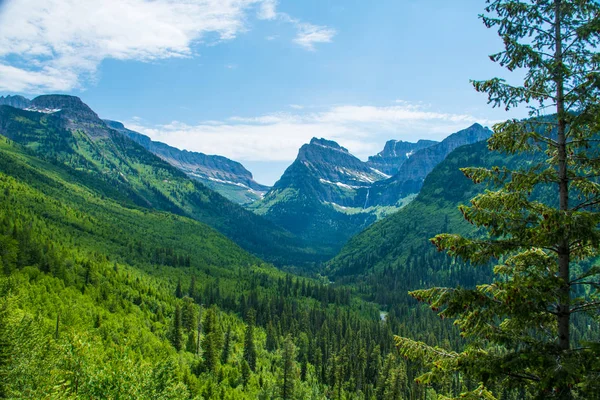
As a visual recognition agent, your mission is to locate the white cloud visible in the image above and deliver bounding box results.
[276,12,337,51]
[257,0,278,20]
[293,23,337,51]
[0,0,336,92]
[124,101,496,163]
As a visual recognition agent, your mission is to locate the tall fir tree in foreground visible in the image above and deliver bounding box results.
[395,1,600,398]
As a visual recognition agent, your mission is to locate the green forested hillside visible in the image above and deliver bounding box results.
[325,141,534,314]
[328,141,513,278]
[0,134,466,399]
[0,103,327,266]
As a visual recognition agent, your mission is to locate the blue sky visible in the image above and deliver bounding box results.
[0,0,525,185]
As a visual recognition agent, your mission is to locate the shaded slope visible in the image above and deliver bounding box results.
[327,140,522,278]
[105,120,269,204]
[0,98,326,265]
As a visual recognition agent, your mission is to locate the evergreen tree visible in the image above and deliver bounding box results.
[175,279,183,299]
[0,294,11,398]
[189,275,197,299]
[395,1,600,398]
[297,333,309,382]
[266,321,278,352]
[171,304,183,351]
[202,307,221,373]
[281,334,296,400]
[0,235,17,276]
[241,359,251,388]
[182,297,196,333]
[221,325,231,365]
[243,309,257,372]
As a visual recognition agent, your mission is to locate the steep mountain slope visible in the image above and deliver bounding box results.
[250,127,488,253]
[366,139,437,175]
[105,120,269,204]
[249,138,391,252]
[327,139,523,279]
[0,97,326,265]
[365,123,492,206]
[0,135,403,399]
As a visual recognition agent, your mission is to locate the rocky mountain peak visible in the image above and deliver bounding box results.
[309,138,349,152]
[367,138,438,176]
[0,95,31,109]
[30,95,107,138]
[31,95,99,117]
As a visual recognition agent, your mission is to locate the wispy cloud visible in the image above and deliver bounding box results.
[124,101,495,163]
[0,0,336,93]
[276,12,337,51]
[257,0,278,20]
[293,23,337,51]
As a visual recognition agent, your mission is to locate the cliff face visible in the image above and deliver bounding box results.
[366,139,438,176]
[0,95,31,109]
[366,123,493,206]
[29,95,109,139]
[104,120,269,203]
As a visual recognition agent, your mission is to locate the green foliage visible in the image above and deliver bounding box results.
[243,309,257,372]
[0,133,420,399]
[0,105,328,266]
[396,1,600,398]
[280,334,297,400]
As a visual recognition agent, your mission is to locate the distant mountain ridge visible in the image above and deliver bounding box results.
[105,120,269,204]
[366,139,438,175]
[0,95,269,205]
[0,95,327,265]
[249,126,489,253]
[365,123,492,207]
[0,95,31,109]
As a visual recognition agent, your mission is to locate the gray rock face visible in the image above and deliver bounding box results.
[249,137,383,250]
[29,95,109,139]
[366,123,492,206]
[366,139,438,175]
[293,137,386,190]
[0,95,31,109]
[105,120,269,196]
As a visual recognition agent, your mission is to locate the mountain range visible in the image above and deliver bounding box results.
[104,120,269,204]
[0,95,327,265]
[250,124,491,252]
[0,92,525,399]
[0,93,494,263]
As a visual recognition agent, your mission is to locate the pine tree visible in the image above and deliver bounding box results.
[243,309,257,372]
[175,279,183,299]
[189,275,197,299]
[266,321,277,352]
[297,333,309,382]
[0,295,11,398]
[181,297,196,333]
[281,334,296,400]
[170,304,183,351]
[221,325,231,364]
[201,307,221,373]
[395,1,600,398]
[241,359,251,388]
